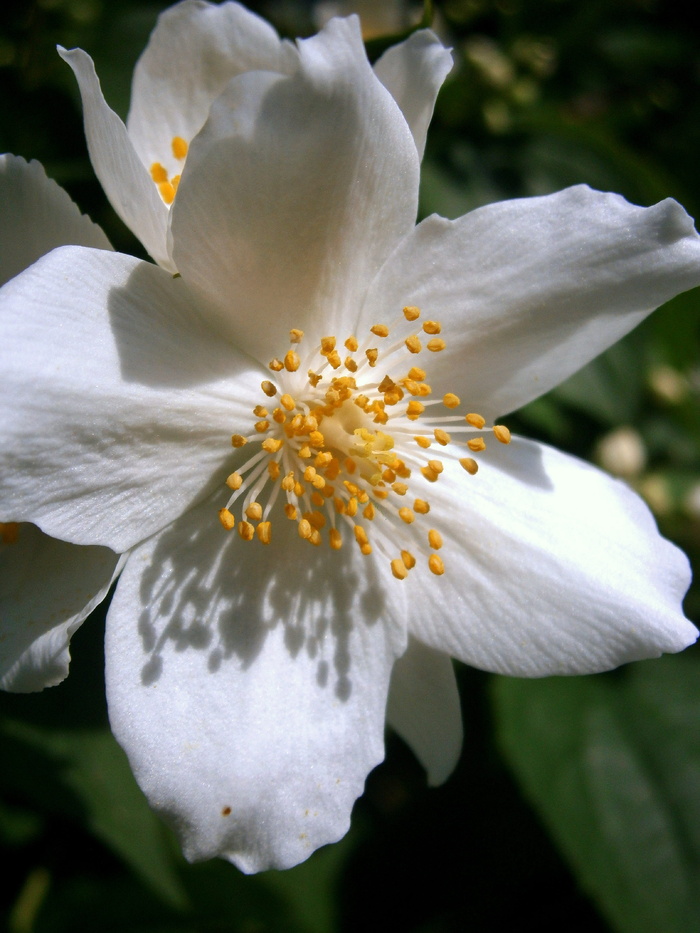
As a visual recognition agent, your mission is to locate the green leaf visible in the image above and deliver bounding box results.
[0,719,186,909]
[492,655,700,933]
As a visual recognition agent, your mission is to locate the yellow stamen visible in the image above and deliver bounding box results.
[284,350,300,372]
[255,420,270,433]
[460,457,479,475]
[466,413,486,428]
[422,320,441,335]
[149,162,168,184]
[428,459,444,474]
[280,393,295,411]
[428,554,445,576]
[238,520,254,541]
[261,380,277,397]
[401,549,416,569]
[298,519,312,540]
[434,429,451,446]
[443,393,460,408]
[158,182,175,205]
[414,436,431,449]
[231,434,247,448]
[330,528,343,550]
[467,437,486,452]
[366,348,378,367]
[408,366,426,381]
[493,424,511,444]
[226,472,243,490]
[256,521,272,544]
[427,338,446,352]
[218,508,235,530]
[171,136,188,159]
[414,499,430,514]
[269,358,284,372]
[398,507,415,524]
[391,558,408,580]
[403,306,420,322]
[345,335,358,352]
[262,437,283,453]
[320,336,336,354]
[406,400,425,420]
[405,335,422,354]
[370,324,389,337]
[245,502,263,521]
[290,328,304,343]
[428,529,443,550]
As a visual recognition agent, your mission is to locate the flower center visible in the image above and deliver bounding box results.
[218,307,511,580]
[149,136,188,205]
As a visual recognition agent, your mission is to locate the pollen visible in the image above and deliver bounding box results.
[217,309,509,581]
[171,136,188,159]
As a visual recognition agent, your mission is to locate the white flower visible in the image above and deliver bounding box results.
[2,14,700,873]
[0,154,122,692]
[59,0,451,271]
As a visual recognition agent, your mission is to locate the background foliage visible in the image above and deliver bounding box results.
[1,0,700,929]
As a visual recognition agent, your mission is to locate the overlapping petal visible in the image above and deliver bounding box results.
[106,495,407,872]
[127,0,297,177]
[360,186,700,418]
[0,154,111,285]
[0,246,261,552]
[406,437,697,676]
[172,15,420,361]
[386,636,462,785]
[373,29,453,160]
[0,524,122,692]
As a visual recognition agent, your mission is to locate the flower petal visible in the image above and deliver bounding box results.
[373,29,453,160]
[361,186,700,418]
[386,636,462,785]
[407,437,697,676]
[171,15,420,363]
[126,0,297,178]
[58,47,173,270]
[0,246,261,552]
[105,495,407,872]
[0,154,111,287]
[0,523,121,692]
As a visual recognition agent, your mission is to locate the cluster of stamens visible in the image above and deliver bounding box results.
[149,136,188,205]
[218,307,511,580]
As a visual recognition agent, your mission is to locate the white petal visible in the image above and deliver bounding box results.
[127,0,297,178]
[0,523,121,692]
[373,29,453,160]
[406,438,697,676]
[386,636,462,785]
[0,154,111,286]
[361,186,700,418]
[59,47,173,270]
[172,15,420,362]
[106,495,407,872]
[0,246,261,552]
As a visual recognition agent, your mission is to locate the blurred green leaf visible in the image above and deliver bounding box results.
[493,654,700,933]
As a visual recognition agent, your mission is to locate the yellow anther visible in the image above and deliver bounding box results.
[303,415,319,432]
[428,529,443,550]
[401,549,417,569]
[262,437,283,453]
[391,558,408,580]
[354,525,369,547]
[298,519,313,540]
[218,508,235,530]
[320,336,336,354]
[360,543,372,555]
[303,466,317,482]
[443,393,460,409]
[308,510,326,529]
[315,451,333,468]
[334,497,346,514]
[382,468,396,483]
[268,461,280,479]
[363,502,375,520]
[466,413,486,428]
[261,380,277,397]
[407,366,426,381]
[398,507,415,524]
[253,405,268,417]
[231,434,247,448]
[373,486,389,500]
[422,320,441,335]
[290,328,304,343]
[238,520,255,541]
[171,136,188,159]
[344,335,359,352]
[245,502,263,521]
[414,499,430,514]
[311,474,326,490]
[414,436,431,449]
[460,457,479,475]
[299,445,311,459]
[310,529,322,546]
[354,395,370,410]
[467,437,487,452]
[406,400,425,420]
[427,338,446,352]
[421,466,439,482]
[308,370,322,387]
[294,481,304,497]
[284,350,300,372]
[345,357,358,372]
[327,349,342,369]
[284,503,298,520]
[150,162,168,184]
[281,473,296,491]
[256,521,272,544]
[370,324,389,337]
[405,335,422,354]
[255,420,270,433]
[311,492,324,508]
[159,182,176,205]
[346,497,358,517]
[403,306,421,321]
[494,424,512,444]
[392,482,408,496]
[308,430,325,448]
[279,393,295,411]
[330,528,343,550]
[395,461,411,479]
[417,383,432,396]
[366,348,378,367]
[273,409,286,424]
[427,459,444,474]
[428,554,445,576]
[226,472,243,490]
[434,429,451,446]
[269,358,284,372]
[171,175,181,192]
